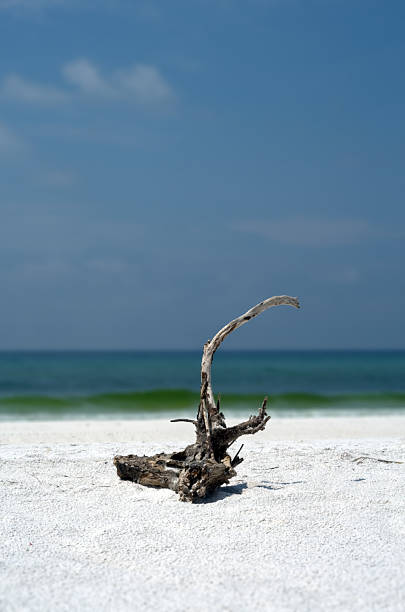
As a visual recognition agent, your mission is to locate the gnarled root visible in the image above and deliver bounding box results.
[114,453,236,503]
[114,397,269,502]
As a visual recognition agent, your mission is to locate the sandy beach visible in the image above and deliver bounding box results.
[1,416,405,611]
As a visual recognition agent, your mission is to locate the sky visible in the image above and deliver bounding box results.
[1,0,404,350]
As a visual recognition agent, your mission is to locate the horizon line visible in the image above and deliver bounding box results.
[0,348,404,353]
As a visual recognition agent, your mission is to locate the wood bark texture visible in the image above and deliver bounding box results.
[114,295,300,502]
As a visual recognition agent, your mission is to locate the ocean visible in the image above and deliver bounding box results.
[0,350,404,420]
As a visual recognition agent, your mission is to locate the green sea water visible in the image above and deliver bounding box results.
[0,351,404,420]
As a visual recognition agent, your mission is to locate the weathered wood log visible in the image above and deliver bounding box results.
[114,295,300,501]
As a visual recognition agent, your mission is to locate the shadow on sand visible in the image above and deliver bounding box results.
[199,479,305,503]
[257,480,305,490]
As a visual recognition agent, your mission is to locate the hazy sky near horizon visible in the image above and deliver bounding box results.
[1,0,404,349]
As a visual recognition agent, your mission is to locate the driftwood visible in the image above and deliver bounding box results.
[114,295,300,501]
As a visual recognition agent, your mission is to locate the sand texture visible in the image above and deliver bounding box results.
[1,418,405,611]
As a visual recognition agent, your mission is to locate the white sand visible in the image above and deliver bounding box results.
[2,415,405,444]
[1,417,405,611]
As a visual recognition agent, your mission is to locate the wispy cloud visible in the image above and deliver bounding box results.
[64,59,176,104]
[0,122,25,153]
[39,169,76,187]
[232,217,383,247]
[1,59,176,106]
[0,0,63,8]
[85,257,129,275]
[114,63,175,104]
[0,204,145,257]
[0,0,160,12]
[62,59,113,97]
[135,1,160,20]
[0,0,161,14]
[2,74,68,104]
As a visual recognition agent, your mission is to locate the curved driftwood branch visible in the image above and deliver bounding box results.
[115,294,301,501]
[200,295,300,424]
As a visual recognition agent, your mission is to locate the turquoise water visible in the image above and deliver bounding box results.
[0,351,404,419]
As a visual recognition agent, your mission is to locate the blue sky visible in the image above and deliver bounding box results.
[1,0,404,349]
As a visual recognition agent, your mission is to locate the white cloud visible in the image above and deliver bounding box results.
[232,217,376,247]
[2,74,68,104]
[1,59,175,106]
[62,59,114,97]
[116,64,175,104]
[0,122,24,152]
[64,58,175,104]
